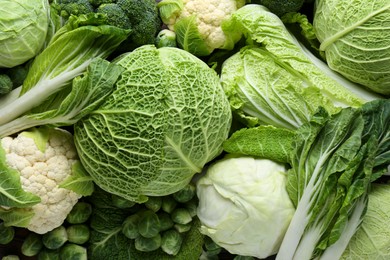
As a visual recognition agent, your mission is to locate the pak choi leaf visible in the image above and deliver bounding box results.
[0,58,124,137]
[0,13,129,134]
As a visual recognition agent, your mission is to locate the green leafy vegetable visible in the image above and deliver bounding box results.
[75,45,232,203]
[0,13,129,136]
[0,0,50,68]
[314,0,390,95]
[223,99,390,259]
[341,183,390,259]
[221,4,382,129]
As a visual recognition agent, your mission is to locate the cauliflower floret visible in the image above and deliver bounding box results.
[1,127,82,234]
[159,0,245,55]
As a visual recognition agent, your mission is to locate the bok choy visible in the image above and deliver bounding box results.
[223,99,390,259]
[0,13,129,137]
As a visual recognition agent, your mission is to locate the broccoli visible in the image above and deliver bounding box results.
[52,0,162,52]
[96,3,132,29]
[251,0,305,16]
[53,0,94,18]
[0,74,13,95]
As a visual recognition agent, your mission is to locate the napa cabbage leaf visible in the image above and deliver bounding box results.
[221,4,382,129]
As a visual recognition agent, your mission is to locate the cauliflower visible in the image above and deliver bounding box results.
[158,0,245,56]
[0,127,84,234]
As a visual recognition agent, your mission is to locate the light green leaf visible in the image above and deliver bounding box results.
[0,146,41,208]
[0,207,35,228]
[59,161,94,196]
[174,15,212,56]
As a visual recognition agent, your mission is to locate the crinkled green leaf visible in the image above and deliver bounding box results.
[75,45,231,203]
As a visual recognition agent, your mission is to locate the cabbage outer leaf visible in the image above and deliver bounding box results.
[314,0,390,95]
[75,45,232,203]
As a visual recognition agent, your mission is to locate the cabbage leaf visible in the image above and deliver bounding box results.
[221,4,382,129]
[74,45,232,203]
[314,0,390,95]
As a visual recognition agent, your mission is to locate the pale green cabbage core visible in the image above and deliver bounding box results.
[74,45,232,203]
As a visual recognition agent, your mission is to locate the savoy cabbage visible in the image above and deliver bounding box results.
[74,45,232,203]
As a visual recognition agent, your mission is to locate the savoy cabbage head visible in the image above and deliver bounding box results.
[74,45,232,203]
[314,0,390,95]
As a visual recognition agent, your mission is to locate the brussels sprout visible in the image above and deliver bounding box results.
[134,234,162,252]
[0,222,14,245]
[161,196,177,214]
[60,243,87,260]
[155,29,177,48]
[42,226,68,250]
[172,183,196,203]
[111,194,136,209]
[66,225,90,245]
[203,236,222,256]
[158,212,174,232]
[184,198,198,218]
[145,196,162,212]
[122,214,141,239]
[21,233,43,257]
[138,210,161,238]
[66,202,93,224]
[174,223,192,233]
[37,249,60,260]
[171,208,192,225]
[161,229,183,256]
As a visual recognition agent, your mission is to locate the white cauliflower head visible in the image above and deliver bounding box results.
[1,127,82,234]
[158,0,245,55]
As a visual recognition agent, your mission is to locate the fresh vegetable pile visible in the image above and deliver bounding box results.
[0,0,389,259]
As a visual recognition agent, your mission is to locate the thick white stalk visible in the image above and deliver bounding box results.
[0,60,90,126]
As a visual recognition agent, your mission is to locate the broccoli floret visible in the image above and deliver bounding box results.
[252,0,305,16]
[54,0,94,18]
[96,3,132,29]
[0,74,13,95]
[52,0,162,52]
[88,0,116,7]
[7,64,29,88]
[155,29,177,48]
[116,0,162,48]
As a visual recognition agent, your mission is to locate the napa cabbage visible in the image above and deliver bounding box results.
[74,45,232,203]
[313,0,390,95]
[221,4,382,130]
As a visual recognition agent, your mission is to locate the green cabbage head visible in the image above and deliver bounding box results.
[196,156,295,259]
[74,45,232,203]
[0,0,50,68]
[314,0,390,95]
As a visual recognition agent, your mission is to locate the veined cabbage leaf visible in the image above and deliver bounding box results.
[314,0,390,95]
[0,13,129,135]
[221,4,382,129]
[74,45,232,203]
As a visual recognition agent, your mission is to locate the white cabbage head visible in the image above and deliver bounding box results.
[0,0,50,68]
[314,0,390,95]
[196,156,295,259]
